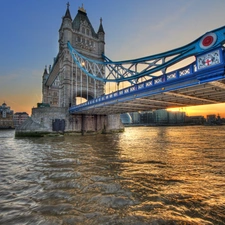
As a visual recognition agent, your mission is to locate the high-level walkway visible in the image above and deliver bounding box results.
[68,25,225,115]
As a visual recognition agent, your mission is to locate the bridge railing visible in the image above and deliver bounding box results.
[72,62,195,107]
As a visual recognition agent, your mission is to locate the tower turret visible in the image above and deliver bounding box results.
[59,2,73,50]
[97,17,105,55]
[42,66,49,83]
[42,66,49,103]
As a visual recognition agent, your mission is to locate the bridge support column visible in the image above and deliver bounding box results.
[62,59,71,107]
[94,115,98,131]
[103,114,124,134]
[81,114,85,135]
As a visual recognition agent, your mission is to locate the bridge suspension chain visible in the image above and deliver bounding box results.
[67,25,225,84]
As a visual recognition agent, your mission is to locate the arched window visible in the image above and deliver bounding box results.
[82,27,85,34]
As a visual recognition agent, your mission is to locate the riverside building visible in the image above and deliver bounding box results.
[0,102,14,129]
[13,112,29,127]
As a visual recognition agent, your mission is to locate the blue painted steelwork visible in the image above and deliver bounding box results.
[67,25,225,84]
[69,47,225,114]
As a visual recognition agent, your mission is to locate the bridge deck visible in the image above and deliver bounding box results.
[69,47,225,115]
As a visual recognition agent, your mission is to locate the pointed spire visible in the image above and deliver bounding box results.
[43,66,48,75]
[64,2,72,20]
[98,17,105,34]
[79,3,86,13]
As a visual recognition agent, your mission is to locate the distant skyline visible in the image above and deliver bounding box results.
[0,0,225,116]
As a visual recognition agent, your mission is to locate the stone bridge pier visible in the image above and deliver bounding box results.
[15,107,124,137]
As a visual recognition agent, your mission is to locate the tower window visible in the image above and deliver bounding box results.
[2,111,6,118]
[82,27,85,34]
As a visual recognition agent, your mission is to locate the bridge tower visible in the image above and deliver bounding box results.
[42,3,105,107]
[15,3,124,137]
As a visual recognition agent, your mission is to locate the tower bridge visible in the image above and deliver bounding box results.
[68,46,225,115]
[16,4,225,136]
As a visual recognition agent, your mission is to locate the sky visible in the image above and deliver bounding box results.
[0,0,225,116]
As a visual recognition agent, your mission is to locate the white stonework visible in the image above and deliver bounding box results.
[42,4,105,108]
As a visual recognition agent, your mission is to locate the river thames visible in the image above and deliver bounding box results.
[0,126,225,225]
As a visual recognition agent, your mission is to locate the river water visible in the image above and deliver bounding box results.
[0,126,225,225]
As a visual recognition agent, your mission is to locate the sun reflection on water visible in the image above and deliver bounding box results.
[0,127,225,224]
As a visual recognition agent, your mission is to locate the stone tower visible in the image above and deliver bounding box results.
[42,3,105,107]
[16,3,124,137]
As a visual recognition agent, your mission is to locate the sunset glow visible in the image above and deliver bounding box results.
[0,0,225,117]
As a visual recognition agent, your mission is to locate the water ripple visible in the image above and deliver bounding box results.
[0,127,225,224]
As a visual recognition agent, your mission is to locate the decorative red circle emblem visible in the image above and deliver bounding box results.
[199,33,217,49]
[202,35,213,47]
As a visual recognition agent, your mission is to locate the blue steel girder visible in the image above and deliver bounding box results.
[69,46,225,114]
[67,25,225,84]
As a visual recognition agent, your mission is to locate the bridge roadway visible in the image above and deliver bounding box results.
[69,47,225,115]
